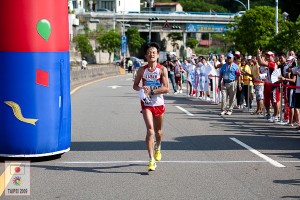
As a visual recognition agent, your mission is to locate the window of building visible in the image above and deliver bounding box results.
[72,0,78,8]
[101,1,114,11]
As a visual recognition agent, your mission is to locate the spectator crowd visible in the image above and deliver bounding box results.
[155,50,300,132]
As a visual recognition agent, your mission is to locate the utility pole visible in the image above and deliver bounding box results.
[148,17,159,44]
[275,0,278,34]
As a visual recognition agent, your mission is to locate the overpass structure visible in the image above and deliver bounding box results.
[79,11,235,33]
[75,11,236,59]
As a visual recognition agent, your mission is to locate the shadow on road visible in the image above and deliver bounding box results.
[30,163,149,176]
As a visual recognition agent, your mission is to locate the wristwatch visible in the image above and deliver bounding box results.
[150,89,155,96]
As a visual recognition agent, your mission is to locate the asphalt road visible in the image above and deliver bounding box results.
[1,74,300,200]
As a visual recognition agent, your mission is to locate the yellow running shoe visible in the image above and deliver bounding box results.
[148,160,156,171]
[154,149,162,161]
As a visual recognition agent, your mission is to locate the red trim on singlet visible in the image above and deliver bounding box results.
[142,63,163,86]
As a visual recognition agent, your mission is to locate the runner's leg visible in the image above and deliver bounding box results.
[153,114,164,149]
[142,109,155,160]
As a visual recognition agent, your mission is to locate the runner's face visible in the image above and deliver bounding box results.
[145,47,159,63]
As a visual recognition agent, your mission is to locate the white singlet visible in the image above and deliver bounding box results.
[142,64,165,107]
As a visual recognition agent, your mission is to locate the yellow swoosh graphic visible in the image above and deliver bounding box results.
[4,101,38,125]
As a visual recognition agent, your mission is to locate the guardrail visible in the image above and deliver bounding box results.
[70,64,120,89]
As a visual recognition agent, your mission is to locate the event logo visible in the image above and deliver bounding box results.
[12,176,22,186]
[5,161,30,196]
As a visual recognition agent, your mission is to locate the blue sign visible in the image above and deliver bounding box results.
[186,23,232,33]
[121,35,127,54]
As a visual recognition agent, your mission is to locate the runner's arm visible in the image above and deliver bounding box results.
[133,67,144,91]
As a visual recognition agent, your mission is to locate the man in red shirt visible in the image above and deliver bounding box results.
[257,50,280,121]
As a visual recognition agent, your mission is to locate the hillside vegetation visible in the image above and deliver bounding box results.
[153,0,299,21]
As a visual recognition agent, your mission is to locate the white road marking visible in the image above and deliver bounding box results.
[58,160,300,165]
[175,106,194,116]
[59,160,271,164]
[70,75,120,95]
[230,137,286,168]
[107,85,122,89]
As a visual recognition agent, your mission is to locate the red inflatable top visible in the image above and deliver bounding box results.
[0,0,69,52]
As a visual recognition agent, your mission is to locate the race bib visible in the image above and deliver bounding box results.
[145,80,161,90]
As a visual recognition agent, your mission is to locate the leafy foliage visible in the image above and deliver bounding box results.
[95,30,121,63]
[126,28,145,56]
[167,32,183,51]
[227,6,277,55]
[272,17,300,52]
[227,6,300,54]
[155,0,298,22]
[72,34,94,59]
[180,0,228,12]
[186,37,199,49]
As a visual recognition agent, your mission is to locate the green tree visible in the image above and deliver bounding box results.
[186,37,199,49]
[227,6,300,55]
[95,30,121,63]
[227,6,278,55]
[186,0,228,12]
[126,28,145,56]
[167,32,183,52]
[73,34,94,60]
[271,17,300,52]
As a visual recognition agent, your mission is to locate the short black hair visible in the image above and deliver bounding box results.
[144,42,160,54]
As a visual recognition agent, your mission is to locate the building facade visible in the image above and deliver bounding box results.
[69,0,140,13]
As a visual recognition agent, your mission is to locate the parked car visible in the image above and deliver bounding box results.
[112,59,123,66]
[113,57,143,69]
[96,8,112,12]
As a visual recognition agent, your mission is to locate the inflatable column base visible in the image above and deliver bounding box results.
[0,148,70,158]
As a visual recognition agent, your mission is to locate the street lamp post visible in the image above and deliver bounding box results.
[122,1,126,70]
[275,0,278,34]
[247,0,250,10]
[233,0,250,10]
[149,21,152,42]
[282,12,289,22]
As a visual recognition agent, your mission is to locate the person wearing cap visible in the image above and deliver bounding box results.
[234,51,241,58]
[279,56,298,126]
[257,49,280,122]
[81,57,88,70]
[218,53,241,115]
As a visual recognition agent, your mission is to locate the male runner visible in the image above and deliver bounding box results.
[133,42,169,171]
